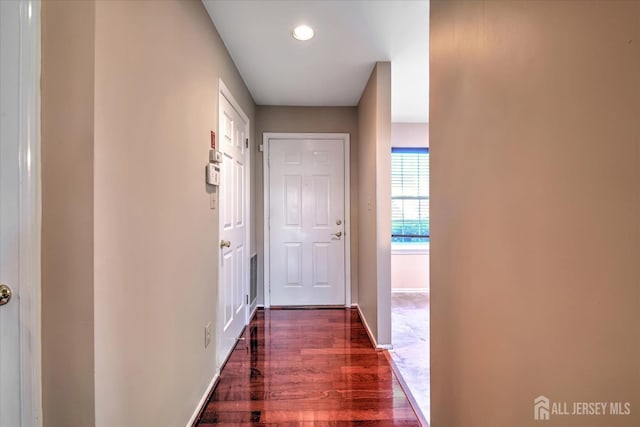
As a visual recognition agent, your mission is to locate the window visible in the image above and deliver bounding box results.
[391,147,429,243]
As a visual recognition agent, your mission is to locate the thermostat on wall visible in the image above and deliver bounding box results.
[206,163,220,186]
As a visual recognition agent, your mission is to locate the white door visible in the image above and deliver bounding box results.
[217,84,249,367]
[1,1,22,420]
[268,136,347,306]
[1,1,40,425]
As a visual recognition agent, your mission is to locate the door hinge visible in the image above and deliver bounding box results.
[245,138,249,148]
[246,294,249,304]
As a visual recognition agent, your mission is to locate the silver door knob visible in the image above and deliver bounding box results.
[0,284,12,306]
[220,240,231,248]
[331,231,343,238]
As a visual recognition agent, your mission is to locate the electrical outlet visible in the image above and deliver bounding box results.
[204,322,212,348]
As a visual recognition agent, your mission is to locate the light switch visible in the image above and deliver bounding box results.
[210,191,216,210]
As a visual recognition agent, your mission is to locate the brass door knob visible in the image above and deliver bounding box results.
[0,284,12,306]
[220,240,231,248]
[331,231,343,238]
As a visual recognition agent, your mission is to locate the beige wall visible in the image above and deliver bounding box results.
[357,62,392,346]
[93,1,255,426]
[255,106,359,305]
[42,1,256,425]
[391,122,429,148]
[41,1,96,425]
[391,252,429,291]
[431,1,640,426]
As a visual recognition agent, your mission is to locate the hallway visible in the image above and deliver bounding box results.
[197,309,420,426]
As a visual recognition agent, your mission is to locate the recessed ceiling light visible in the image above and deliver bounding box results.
[292,25,314,41]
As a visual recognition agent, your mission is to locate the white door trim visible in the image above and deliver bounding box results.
[216,79,250,369]
[1,0,42,425]
[262,132,351,308]
[20,2,42,423]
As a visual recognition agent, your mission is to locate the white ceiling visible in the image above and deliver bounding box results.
[202,0,429,123]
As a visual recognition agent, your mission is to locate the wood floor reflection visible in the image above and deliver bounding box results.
[197,308,420,426]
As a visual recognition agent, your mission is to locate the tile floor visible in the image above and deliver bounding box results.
[390,292,430,425]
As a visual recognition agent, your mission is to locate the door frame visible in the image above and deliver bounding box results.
[262,133,351,308]
[216,79,250,368]
[0,0,42,424]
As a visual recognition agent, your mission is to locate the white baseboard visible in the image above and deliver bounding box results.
[392,288,429,294]
[354,304,378,348]
[186,373,218,427]
[353,304,393,350]
[249,304,258,320]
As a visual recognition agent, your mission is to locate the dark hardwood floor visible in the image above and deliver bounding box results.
[197,308,421,426]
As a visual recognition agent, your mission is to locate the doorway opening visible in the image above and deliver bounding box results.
[389,125,430,424]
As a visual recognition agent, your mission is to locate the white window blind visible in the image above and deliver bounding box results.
[391,147,429,242]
